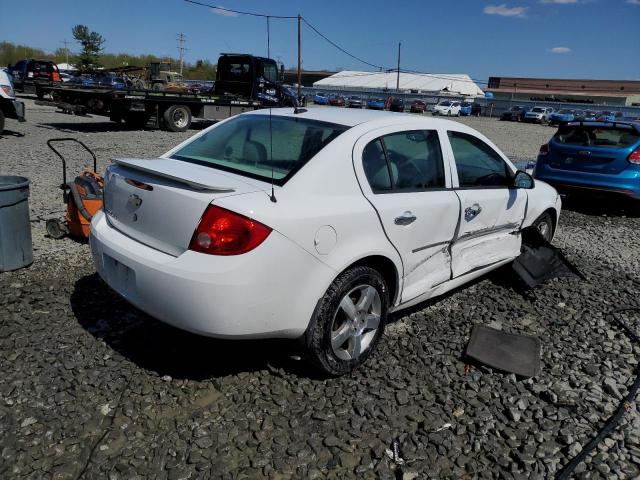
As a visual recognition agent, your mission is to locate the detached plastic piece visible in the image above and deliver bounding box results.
[466,324,541,378]
[512,231,584,289]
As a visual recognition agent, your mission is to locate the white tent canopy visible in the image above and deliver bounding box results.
[313,70,484,97]
[56,62,78,71]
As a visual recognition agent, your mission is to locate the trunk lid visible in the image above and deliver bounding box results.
[104,158,265,256]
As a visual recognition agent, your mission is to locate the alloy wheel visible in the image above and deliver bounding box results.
[330,284,381,361]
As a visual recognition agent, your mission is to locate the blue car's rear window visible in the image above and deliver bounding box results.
[554,125,639,148]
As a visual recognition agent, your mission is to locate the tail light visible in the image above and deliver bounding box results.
[189,205,271,255]
[52,71,61,82]
[538,143,550,156]
[628,147,640,165]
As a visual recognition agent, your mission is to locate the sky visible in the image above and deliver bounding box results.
[1,0,639,83]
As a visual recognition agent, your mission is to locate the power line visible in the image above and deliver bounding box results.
[300,17,387,71]
[60,39,71,65]
[177,33,186,75]
[183,0,297,19]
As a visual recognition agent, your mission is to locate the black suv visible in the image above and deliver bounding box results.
[8,59,62,98]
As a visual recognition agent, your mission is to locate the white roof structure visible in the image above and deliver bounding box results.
[313,70,484,97]
[56,62,78,71]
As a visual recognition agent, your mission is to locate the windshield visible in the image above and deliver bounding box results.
[554,125,639,148]
[172,115,348,185]
[532,107,544,113]
[440,101,451,106]
[262,62,278,83]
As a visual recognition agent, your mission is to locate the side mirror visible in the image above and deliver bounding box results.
[513,170,534,189]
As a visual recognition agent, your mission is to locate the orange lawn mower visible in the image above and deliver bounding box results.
[46,138,104,240]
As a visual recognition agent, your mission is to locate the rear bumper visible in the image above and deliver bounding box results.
[90,210,335,339]
[1,99,25,121]
[534,162,640,200]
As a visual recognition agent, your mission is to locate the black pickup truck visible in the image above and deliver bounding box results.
[37,54,299,131]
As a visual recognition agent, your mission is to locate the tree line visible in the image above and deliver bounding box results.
[1,31,216,80]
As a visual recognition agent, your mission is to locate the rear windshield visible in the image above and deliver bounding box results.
[171,115,348,185]
[554,125,639,148]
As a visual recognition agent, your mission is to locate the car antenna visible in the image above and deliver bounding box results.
[267,16,277,203]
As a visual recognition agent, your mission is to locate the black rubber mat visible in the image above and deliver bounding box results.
[466,324,541,378]
[512,234,583,289]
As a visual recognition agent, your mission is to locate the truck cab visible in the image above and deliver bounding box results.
[214,54,295,106]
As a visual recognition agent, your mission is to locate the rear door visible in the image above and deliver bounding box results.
[444,130,526,278]
[353,126,460,303]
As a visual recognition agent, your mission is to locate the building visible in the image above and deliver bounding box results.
[313,71,485,97]
[283,69,335,87]
[487,77,640,106]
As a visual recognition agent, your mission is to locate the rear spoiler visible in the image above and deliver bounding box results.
[566,120,639,131]
[114,158,236,193]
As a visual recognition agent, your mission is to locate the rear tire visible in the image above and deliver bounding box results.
[163,105,192,132]
[306,266,388,376]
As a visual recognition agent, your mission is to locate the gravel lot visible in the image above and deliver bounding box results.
[1,98,639,479]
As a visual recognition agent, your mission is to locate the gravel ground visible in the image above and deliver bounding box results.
[1,98,639,479]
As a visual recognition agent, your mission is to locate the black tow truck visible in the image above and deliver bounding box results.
[37,54,298,131]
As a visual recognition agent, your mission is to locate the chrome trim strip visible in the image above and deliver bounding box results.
[411,240,450,254]
[455,222,521,242]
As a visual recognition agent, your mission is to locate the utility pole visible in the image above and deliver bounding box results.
[297,14,302,100]
[61,39,70,66]
[177,33,186,75]
[396,42,401,92]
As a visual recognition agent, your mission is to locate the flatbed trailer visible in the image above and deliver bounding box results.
[36,85,264,131]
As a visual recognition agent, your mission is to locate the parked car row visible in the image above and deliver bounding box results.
[312,92,481,116]
[501,105,624,126]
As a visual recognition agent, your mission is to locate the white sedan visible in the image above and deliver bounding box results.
[432,100,461,116]
[90,108,561,375]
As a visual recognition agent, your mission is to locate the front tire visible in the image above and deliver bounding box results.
[532,212,554,242]
[306,266,389,376]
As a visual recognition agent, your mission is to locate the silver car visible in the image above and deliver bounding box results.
[524,106,554,124]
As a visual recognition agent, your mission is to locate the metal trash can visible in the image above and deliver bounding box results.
[0,176,33,271]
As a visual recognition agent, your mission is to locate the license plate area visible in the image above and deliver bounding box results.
[103,254,137,300]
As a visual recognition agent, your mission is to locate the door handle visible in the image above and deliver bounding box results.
[394,211,417,226]
[464,204,482,221]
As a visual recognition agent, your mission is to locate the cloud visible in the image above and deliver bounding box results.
[210,6,239,17]
[626,0,640,5]
[548,47,572,53]
[483,4,528,17]
[540,0,579,3]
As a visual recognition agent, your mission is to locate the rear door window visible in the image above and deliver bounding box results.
[448,131,511,188]
[554,126,639,148]
[362,130,445,192]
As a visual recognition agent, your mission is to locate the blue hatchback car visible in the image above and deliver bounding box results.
[367,98,385,110]
[548,109,575,126]
[534,121,640,201]
[459,102,473,116]
[313,92,330,105]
